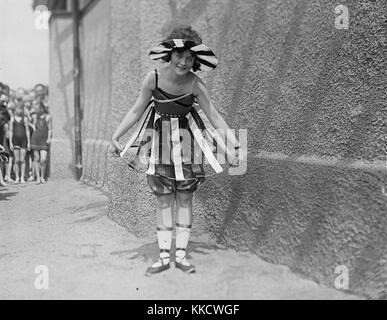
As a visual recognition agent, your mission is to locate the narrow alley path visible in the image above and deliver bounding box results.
[0,179,361,299]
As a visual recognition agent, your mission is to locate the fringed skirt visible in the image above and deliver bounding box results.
[119,101,236,187]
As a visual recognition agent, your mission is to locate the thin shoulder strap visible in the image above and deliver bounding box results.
[154,69,158,89]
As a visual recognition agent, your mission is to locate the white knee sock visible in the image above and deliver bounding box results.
[157,227,172,261]
[175,223,191,261]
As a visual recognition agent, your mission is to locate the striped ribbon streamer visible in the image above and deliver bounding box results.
[170,118,185,181]
[120,102,154,158]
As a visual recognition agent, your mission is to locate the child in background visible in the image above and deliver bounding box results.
[31,101,52,184]
[23,95,34,180]
[0,94,10,108]
[34,84,49,113]
[23,95,33,119]
[15,88,26,103]
[9,104,30,184]
[0,143,8,187]
[26,108,37,181]
[3,101,14,183]
[0,105,11,187]
[29,90,37,102]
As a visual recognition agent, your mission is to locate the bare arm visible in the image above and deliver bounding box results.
[4,123,9,139]
[8,119,13,149]
[112,71,154,144]
[46,115,53,142]
[24,117,30,146]
[194,77,240,148]
[24,108,31,122]
[31,115,37,131]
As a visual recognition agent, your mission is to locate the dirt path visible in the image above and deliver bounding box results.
[0,179,361,299]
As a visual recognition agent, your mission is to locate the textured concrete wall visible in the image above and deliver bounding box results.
[49,0,386,298]
[80,0,112,186]
[49,16,75,179]
[104,0,386,298]
[106,0,160,233]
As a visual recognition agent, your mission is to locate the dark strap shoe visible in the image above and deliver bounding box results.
[175,248,195,274]
[145,250,170,275]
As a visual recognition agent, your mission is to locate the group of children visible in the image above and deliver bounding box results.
[0,83,52,187]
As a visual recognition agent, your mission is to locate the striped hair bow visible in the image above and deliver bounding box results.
[149,38,218,71]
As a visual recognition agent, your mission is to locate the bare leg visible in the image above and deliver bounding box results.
[40,150,48,183]
[5,156,13,182]
[146,193,175,274]
[13,149,21,183]
[33,150,41,184]
[156,193,175,228]
[25,152,30,179]
[176,192,193,225]
[0,162,7,186]
[19,149,27,183]
[175,191,195,273]
[29,152,36,181]
[32,157,36,179]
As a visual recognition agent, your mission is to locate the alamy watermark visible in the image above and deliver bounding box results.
[34,265,49,290]
[334,265,349,290]
[335,5,349,30]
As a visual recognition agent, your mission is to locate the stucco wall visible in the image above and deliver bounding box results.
[104,0,386,298]
[49,16,75,179]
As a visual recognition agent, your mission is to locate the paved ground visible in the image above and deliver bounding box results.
[0,179,361,300]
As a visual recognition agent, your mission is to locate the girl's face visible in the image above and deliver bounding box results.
[32,100,40,109]
[24,101,32,109]
[35,85,45,98]
[29,91,37,100]
[15,107,23,117]
[23,96,32,108]
[38,104,46,115]
[16,89,25,101]
[170,50,195,75]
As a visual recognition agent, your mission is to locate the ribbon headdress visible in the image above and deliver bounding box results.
[149,39,218,71]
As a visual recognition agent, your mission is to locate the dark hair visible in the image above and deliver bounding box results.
[162,25,203,72]
[34,83,45,90]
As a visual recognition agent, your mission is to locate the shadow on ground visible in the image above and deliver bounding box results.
[110,240,223,263]
[0,191,18,201]
[66,201,107,214]
[64,201,108,223]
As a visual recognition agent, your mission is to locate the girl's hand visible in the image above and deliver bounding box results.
[9,143,14,151]
[27,143,31,151]
[111,139,123,157]
[229,147,240,167]
[47,138,52,145]
[229,145,246,167]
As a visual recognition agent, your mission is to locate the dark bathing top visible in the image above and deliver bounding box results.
[152,69,196,117]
